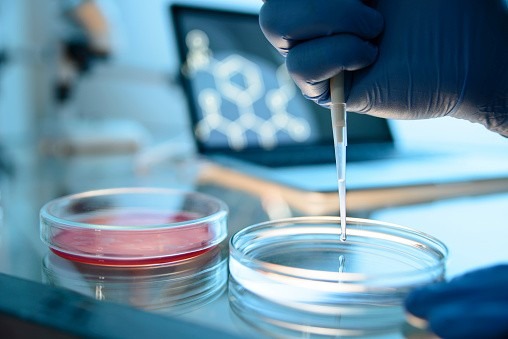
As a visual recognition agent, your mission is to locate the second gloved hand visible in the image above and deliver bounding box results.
[260,0,508,136]
[405,265,508,339]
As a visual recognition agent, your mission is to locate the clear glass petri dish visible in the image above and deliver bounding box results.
[229,216,448,338]
[40,187,228,266]
[42,243,228,315]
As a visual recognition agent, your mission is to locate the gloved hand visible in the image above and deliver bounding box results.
[259,0,508,136]
[405,265,508,339]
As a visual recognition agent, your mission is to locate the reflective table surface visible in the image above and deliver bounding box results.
[1,142,508,338]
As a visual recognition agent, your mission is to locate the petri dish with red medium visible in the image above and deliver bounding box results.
[229,216,448,338]
[40,187,228,266]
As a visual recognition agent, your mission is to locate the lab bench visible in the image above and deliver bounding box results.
[0,143,507,338]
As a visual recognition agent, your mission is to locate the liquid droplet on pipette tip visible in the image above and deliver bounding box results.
[340,218,347,241]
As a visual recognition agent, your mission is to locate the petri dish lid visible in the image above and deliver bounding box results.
[40,187,228,266]
[43,244,228,315]
[229,217,448,336]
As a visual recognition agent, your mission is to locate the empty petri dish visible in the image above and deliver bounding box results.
[40,187,228,266]
[42,243,228,315]
[229,216,448,338]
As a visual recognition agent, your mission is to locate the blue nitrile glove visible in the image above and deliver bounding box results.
[405,265,508,339]
[259,0,508,136]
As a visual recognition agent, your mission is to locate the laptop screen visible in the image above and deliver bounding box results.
[171,5,394,165]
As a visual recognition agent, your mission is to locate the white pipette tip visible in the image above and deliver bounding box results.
[330,73,347,242]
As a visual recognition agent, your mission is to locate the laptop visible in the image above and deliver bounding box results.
[170,4,508,193]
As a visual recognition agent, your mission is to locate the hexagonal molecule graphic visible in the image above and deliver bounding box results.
[184,29,314,150]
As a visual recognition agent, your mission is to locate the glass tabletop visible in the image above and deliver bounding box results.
[1,143,497,338]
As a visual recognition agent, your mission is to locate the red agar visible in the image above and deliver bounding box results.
[51,211,215,266]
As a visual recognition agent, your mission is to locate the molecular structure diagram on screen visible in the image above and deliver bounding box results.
[184,29,310,150]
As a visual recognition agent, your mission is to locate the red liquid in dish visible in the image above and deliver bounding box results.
[51,211,214,266]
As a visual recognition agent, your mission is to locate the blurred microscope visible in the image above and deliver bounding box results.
[0,0,197,197]
[47,0,191,157]
[44,0,197,192]
[48,0,147,157]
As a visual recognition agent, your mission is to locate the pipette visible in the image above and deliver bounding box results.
[330,73,347,241]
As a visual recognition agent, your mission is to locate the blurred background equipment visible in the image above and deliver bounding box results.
[55,0,112,102]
